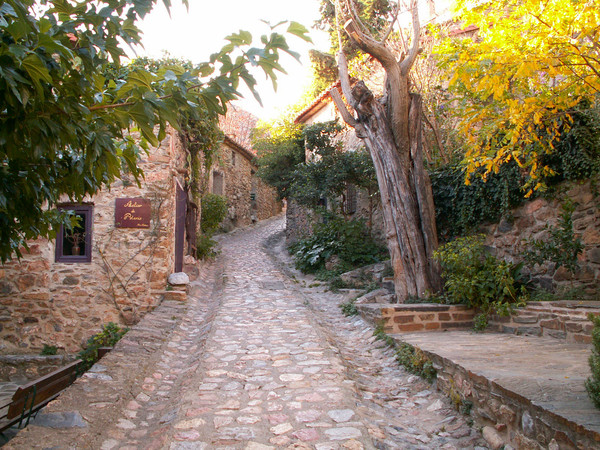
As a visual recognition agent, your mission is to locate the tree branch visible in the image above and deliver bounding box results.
[399,0,420,75]
[380,1,400,44]
[337,50,358,109]
[330,87,356,127]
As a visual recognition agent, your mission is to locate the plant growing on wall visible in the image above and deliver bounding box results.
[523,200,584,276]
[96,191,167,324]
[78,322,129,371]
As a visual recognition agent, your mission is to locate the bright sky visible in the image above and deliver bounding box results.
[133,0,331,121]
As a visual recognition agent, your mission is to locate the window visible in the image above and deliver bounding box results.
[55,205,93,263]
[344,184,357,215]
[212,171,224,196]
[231,150,236,166]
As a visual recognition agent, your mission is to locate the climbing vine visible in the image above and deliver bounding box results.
[179,107,224,256]
[96,191,167,325]
[179,110,224,205]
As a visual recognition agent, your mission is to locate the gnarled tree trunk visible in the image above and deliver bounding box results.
[330,0,441,301]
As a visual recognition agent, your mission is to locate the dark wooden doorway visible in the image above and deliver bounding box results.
[175,183,187,273]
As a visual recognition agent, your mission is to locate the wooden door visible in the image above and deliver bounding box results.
[175,184,187,273]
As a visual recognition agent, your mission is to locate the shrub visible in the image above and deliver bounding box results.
[201,193,228,234]
[434,235,526,330]
[340,298,359,316]
[586,313,600,409]
[78,322,128,371]
[196,234,220,260]
[289,215,387,275]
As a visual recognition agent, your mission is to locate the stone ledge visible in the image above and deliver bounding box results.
[357,303,474,334]
[392,331,600,449]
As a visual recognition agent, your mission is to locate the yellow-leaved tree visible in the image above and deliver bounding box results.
[437,0,599,194]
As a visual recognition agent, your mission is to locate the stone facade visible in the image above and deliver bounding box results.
[483,179,600,294]
[0,130,189,354]
[209,135,281,232]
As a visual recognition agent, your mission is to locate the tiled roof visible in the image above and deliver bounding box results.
[294,80,342,124]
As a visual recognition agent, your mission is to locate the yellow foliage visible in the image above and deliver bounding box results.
[436,0,599,188]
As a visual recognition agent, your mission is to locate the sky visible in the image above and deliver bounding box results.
[132,0,331,121]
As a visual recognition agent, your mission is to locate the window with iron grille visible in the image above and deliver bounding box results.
[344,184,357,215]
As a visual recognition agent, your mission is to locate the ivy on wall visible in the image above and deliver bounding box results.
[430,107,600,240]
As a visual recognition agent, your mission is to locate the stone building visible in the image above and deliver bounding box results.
[211,107,282,232]
[0,130,189,353]
[0,110,282,354]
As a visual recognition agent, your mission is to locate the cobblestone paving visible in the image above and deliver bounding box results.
[111,216,486,449]
[10,216,486,449]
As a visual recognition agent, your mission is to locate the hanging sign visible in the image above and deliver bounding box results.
[115,198,151,228]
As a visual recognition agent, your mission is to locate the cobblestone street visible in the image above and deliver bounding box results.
[8,216,486,449]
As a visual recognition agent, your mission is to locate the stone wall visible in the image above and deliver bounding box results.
[285,200,314,245]
[430,346,598,450]
[0,130,187,354]
[0,354,77,382]
[483,179,600,294]
[254,177,282,222]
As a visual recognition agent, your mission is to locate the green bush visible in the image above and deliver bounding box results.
[201,193,228,234]
[196,193,227,260]
[586,313,600,408]
[289,215,387,275]
[196,234,220,260]
[78,322,128,371]
[434,235,526,330]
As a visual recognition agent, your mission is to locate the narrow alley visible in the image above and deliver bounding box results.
[7,216,485,449]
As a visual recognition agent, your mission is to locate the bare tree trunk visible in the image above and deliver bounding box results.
[331,0,441,301]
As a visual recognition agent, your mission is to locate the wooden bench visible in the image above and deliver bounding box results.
[0,359,83,436]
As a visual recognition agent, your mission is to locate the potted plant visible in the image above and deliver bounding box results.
[66,231,86,255]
